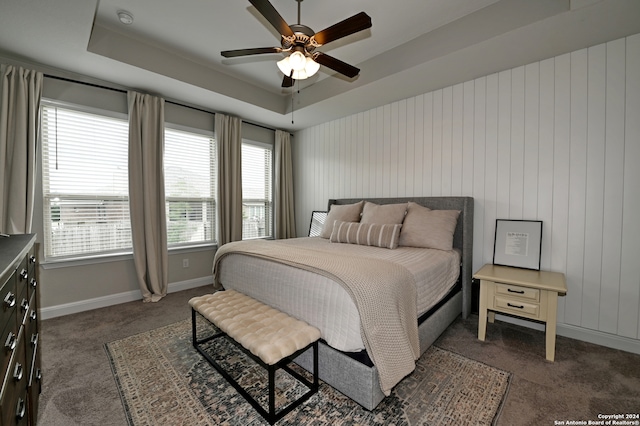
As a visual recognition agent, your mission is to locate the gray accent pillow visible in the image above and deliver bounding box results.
[319,201,364,239]
[330,220,403,249]
[398,202,460,250]
[360,202,407,224]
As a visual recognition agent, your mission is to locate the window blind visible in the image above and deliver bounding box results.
[164,127,216,245]
[41,103,131,259]
[241,142,273,239]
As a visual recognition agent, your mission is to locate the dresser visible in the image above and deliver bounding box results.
[474,263,567,362]
[0,234,41,426]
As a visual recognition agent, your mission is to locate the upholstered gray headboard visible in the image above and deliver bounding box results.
[328,197,474,319]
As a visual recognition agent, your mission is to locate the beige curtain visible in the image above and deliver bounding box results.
[215,113,243,246]
[274,129,296,239]
[128,91,168,303]
[0,64,43,234]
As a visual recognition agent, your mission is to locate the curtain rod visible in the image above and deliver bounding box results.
[43,74,277,132]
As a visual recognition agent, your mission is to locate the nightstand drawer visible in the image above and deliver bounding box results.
[495,283,540,302]
[494,296,540,318]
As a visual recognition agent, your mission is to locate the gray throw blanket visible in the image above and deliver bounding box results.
[213,239,420,395]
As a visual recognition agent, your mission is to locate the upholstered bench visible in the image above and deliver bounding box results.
[189,290,321,424]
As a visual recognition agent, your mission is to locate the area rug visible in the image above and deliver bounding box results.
[105,318,511,426]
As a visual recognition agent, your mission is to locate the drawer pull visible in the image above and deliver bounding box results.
[507,303,525,309]
[4,291,16,308]
[21,299,29,312]
[16,398,26,420]
[5,332,17,351]
[19,269,28,280]
[507,288,525,294]
[14,362,23,381]
[36,368,42,382]
[30,278,37,288]
[31,332,39,346]
[29,255,36,264]
[30,310,37,321]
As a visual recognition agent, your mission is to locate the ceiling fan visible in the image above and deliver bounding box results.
[221,0,372,88]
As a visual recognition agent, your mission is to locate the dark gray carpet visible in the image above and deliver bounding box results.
[37,286,640,425]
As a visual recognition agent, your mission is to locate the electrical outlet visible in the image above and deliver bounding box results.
[182,258,189,268]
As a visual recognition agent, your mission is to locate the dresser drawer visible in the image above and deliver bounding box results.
[494,296,540,318]
[26,246,37,302]
[1,270,17,331]
[0,327,28,426]
[1,318,19,378]
[495,283,540,302]
[16,257,29,308]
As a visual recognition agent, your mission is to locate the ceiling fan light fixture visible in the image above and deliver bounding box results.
[277,54,320,80]
[289,51,306,71]
[303,56,320,76]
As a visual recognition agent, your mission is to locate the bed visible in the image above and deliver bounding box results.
[212,196,474,410]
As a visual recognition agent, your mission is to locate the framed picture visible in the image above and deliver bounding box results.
[493,219,543,270]
[308,211,327,237]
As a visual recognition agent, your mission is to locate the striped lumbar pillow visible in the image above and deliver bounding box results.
[329,220,402,249]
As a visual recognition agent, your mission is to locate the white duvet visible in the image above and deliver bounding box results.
[216,237,460,352]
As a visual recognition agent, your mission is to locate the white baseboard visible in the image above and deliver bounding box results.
[494,313,640,356]
[40,276,213,320]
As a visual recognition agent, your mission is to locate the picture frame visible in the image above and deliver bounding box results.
[493,219,543,270]
[308,211,327,237]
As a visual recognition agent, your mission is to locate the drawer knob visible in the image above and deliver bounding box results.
[30,310,37,321]
[19,269,28,280]
[13,362,23,381]
[29,255,36,264]
[3,291,16,308]
[16,398,26,420]
[21,299,29,312]
[507,288,525,294]
[5,332,17,351]
[30,278,37,288]
[31,332,39,346]
[507,303,525,309]
[36,368,42,382]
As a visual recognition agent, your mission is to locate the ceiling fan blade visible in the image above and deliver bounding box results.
[221,47,281,58]
[282,73,294,88]
[312,12,372,46]
[313,53,360,78]
[249,0,294,37]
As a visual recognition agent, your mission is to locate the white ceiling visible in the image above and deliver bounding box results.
[1,0,640,131]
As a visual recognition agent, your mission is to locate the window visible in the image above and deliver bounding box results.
[242,141,273,239]
[41,102,131,259]
[164,127,216,246]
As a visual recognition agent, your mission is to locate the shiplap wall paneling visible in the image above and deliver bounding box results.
[537,57,555,274]
[600,38,626,335]
[509,66,525,221]
[566,48,588,327]
[472,77,486,271]
[621,34,640,340]
[583,43,606,332]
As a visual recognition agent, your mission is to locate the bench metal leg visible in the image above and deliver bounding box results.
[191,309,319,425]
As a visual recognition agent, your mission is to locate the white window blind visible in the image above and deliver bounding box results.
[41,103,131,259]
[241,142,273,239]
[164,127,217,246]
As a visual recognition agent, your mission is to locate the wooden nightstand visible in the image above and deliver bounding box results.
[474,264,567,361]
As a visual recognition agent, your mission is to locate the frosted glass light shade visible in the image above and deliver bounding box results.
[277,55,320,80]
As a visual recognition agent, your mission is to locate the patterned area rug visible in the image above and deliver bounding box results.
[105,318,511,426]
